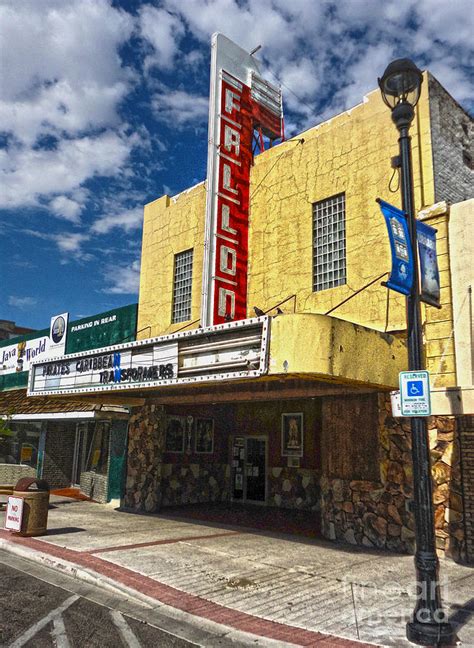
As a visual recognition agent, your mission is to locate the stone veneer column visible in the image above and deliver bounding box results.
[124,403,166,512]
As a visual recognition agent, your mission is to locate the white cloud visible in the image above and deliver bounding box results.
[165,0,473,128]
[92,206,143,234]
[103,259,141,294]
[0,0,140,221]
[54,232,90,255]
[49,195,83,223]
[0,0,134,145]
[152,88,209,125]
[22,228,91,260]
[8,295,38,310]
[0,132,133,210]
[139,5,185,71]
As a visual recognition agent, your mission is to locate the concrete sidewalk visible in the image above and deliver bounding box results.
[1,496,473,647]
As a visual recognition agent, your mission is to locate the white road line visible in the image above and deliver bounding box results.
[110,610,142,648]
[51,615,71,648]
[9,594,79,648]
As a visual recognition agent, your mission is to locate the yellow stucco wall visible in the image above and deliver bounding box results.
[268,314,407,389]
[419,203,457,387]
[138,183,206,339]
[248,77,434,332]
[449,199,474,386]
[138,74,436,347]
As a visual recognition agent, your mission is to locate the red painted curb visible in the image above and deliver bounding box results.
[0,529,377,647]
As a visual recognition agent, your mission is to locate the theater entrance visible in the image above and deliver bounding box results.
[231,435,267,503]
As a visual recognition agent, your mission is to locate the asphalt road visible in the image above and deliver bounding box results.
[0,551,242,648]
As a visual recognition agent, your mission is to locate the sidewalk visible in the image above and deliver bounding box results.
[1,496,473,647]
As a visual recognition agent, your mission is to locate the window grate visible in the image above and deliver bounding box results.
[312,193,346,292]
[172,249,193,323]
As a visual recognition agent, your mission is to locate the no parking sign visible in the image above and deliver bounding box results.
[4,496,24,532]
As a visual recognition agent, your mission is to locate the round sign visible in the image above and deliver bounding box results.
[51,316,66,343]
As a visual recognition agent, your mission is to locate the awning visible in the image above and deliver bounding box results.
[0,388,128,420]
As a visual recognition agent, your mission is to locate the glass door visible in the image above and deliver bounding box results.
[72,423,87,486]
[245,437,266,503]
[231,436,267,503]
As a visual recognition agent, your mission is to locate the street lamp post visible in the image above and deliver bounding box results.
[378,59,454,646]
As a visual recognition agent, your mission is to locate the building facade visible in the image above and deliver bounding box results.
[26,55,473,559]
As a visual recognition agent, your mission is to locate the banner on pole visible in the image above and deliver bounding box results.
[417,220,441,308]
[377,198,414,296]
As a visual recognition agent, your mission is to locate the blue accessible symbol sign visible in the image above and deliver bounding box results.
[407,380,423,396]
[399,371,431,416]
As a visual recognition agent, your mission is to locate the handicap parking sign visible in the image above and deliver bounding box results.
[399,371,431,416]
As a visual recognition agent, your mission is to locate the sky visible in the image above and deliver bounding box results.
[0,0,472,330]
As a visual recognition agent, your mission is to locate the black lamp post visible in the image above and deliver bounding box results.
[378,59,454,646]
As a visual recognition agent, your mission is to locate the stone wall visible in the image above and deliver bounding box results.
[320,394,467,562]
[80,471,108,503]
[268,467,320,510]
[161,463,230,506]
[124,403,166,512]
[0,463,35,485]
[429,74,473,205]
[431,416,466,561]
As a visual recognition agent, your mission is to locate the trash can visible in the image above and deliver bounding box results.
[13,477,50,537]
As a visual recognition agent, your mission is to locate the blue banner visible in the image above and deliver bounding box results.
[417,220,440,307]
[378,199,414,296]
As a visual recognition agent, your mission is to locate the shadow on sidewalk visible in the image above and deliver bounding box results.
[116,501,407,559]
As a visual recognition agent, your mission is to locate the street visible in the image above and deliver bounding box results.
[0,551,247,648]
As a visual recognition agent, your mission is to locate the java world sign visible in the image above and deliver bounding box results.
[201,33,283,327]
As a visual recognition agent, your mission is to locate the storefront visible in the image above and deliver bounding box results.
[0,305,137,502]
[0,389,128,502]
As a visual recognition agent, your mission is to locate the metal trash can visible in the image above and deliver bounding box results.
[13,477,50,537]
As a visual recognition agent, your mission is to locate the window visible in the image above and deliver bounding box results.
[86,421,110,475]
[321,394,379,481]
[0,421,41,467]
[313,193,346,292]
[172,249,193,323]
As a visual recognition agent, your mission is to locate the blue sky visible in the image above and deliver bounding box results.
[0,0,472,329]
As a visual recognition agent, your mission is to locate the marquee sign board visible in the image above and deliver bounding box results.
[28,317,269,397]
[202,33,283,327]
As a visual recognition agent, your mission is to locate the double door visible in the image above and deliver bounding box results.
[231,436,267,503]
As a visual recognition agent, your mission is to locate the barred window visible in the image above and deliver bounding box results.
[172,249,193,323]
[312,193,346,292]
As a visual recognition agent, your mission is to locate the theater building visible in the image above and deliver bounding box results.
[27,36,473,561]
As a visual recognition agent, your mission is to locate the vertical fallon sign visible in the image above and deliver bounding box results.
[202,33,282,327]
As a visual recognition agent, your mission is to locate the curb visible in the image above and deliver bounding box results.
[0,532,377,647]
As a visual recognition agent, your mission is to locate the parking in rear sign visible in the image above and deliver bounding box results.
[399,370,431,416]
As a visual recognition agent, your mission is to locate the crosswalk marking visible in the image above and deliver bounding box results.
[9,595,79,648]
[51,615,71,648]
[110,610,142,648]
